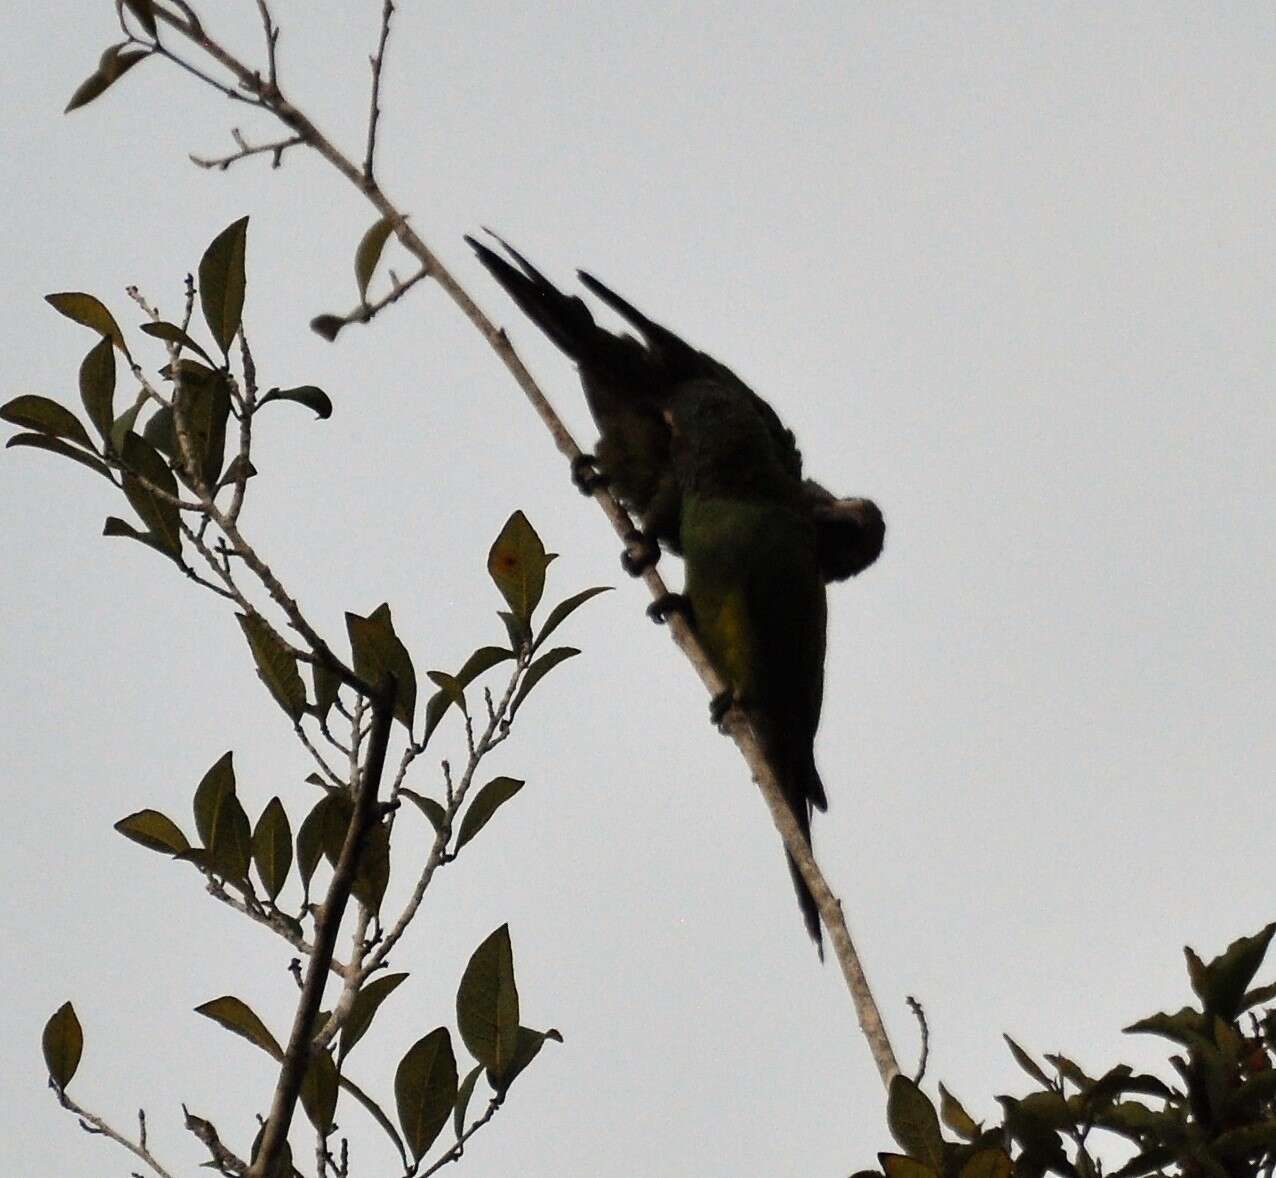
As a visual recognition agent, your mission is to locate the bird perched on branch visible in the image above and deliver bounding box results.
[464,233,884,583]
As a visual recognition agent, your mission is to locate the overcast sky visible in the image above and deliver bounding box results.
[4,4,1274,1176]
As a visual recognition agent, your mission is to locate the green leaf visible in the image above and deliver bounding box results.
[346,606,417,729]
[457,924,520,1078]
[1003,1034,1054,1088]
[252,797,292,901]
[172,368,231,488]
[1193,924,1276,1020]
[312,661,340,723]
[426,670,466,711]
[79,337,116,444]
[352,818,391,913]
[249,1123,294,1178]
[7,433,110,478]
[199,216,249,355]
[296,794,332,895]
[340,973,408,1062]
[533,586,610,651]
[1124,1006,1210,1047]
[958,1149,1013,1178]
[489,1026,562,1096]
[64,47,147,113]
[879,1155,939,1178]
[102,515,180,560]
[42,1002,83,1089]
[114,809,190,855]
[395,1028,458,1162]
[319,792,356,867]
[0,394,93,449]
[219,453,256,489]
[511,647,578,717]
[139,321,214,365]
[110,399,143,454]
[421,646,513,747]
[938,1083,980,1140]
[487,511,550,624]
[887,1075,945,1170]
[257,385,333,419]
[454,1065,482,1137]
[120,431,182,555]
[310,313,345,342]
[123,0,157,38]
[355,217,396,302]
[143,404,177,460]
[45,291,126,351]
[498,610,531,655]
[194,995,283,1059]
[300,1048,339,1136]
[455,777,524,852]
[238,613,307,722]
[401,789,447,835]
[193,752,236,846]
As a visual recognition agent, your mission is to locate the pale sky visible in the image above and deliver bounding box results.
[4,4,1275,1176]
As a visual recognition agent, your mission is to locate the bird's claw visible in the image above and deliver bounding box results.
[646,592,689,625]
[620,528,660,575]
[571,453,609,495]
[709,689,736,730]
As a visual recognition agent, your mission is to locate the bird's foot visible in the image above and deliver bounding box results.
[571,453,609,495]
[709,689,736,730]
[620,528,660,576]
[646,592,690,625]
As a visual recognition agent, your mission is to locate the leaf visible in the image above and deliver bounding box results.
[346,606,417,729]
[42,1002,83,1089]
[252,797,292,901]
[340,973,408,1062]
[938,1083,980,1140]
[456,924,520,1078]
[300,1048,339,1136]
[887,1075,945,1170]
[194,996,283,1059]
[172,368,231,488]
[199,216,249,355]
[123,0,157,38]
[64,47,147,113]
[45,292,126,351]
[511,647,578,717]
[79,337,116,444]
[352,819,391,913]
[258,385,333,419]
[114,809,190,855]
[426,670,466,711]
[110,399,143,454]
[1193,924,1276,1020]
[139,321,213,365]
[312,661,340,724]
[120,431,182,556]
[498,610,530,655]
[395,1028,458,1162]
[219,453,256,489]
[103,515,178,559]
[238,613,307,722]
[487,511,550,624]
[319,792,356,867]
[1124,1006,1210,1047]
[0,395,93,449]
[421,646,513,747]
[1003,1034,1054,1088]
[355,217,396,303]
[958,1149,1013,1178]
[401,789,447,835]
[7,433,110,478]
[455,777,524,852]
[533,586,610,651]
[490,1026,562,1095]
[879,1155,939,1178]
[454,1064,482,1137]
[310,313,345,342]
[193,751,235,846]
[296,794,332,894]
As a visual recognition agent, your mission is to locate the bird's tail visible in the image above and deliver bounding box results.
[465,232,607,364]
[780,755,827,958]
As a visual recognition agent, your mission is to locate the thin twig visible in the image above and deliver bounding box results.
[53,1088,177,1178]
[363,1,395,182]
[254,1,279,89]
[191,128,303,171]
[183,1105,248,1175]
[907,995,929,1084]
[419,1096,502,1177]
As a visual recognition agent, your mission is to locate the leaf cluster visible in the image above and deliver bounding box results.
[858,924,1276,1178]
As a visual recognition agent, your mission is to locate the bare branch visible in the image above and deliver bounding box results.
[183,1105,248,1175]
[310,263,429,340]
[52,1088,176,1178]
[254,1,279,89]
[419,1095,502,1177]
[363,1,395,182]
[191,128,303,171]
[248,677,398,1178]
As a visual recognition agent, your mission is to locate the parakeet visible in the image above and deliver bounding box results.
[465,234,884,583]
[667,381,830,953]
